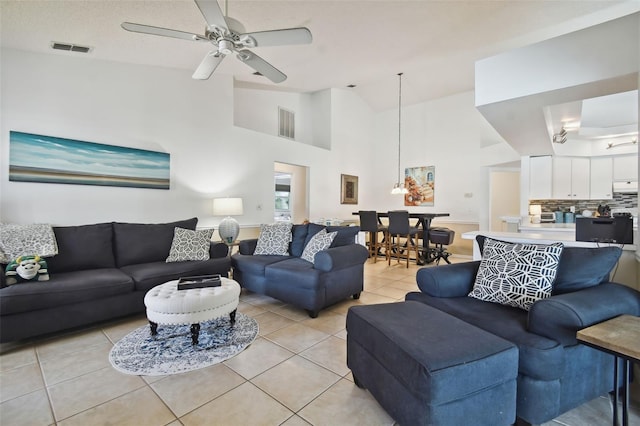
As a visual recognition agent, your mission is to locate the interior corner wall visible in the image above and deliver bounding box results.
[369,90,519,227]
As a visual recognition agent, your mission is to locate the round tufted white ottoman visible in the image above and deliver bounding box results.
[144,277,241,345]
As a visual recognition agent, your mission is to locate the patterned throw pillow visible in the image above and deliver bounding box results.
[166,228,214,262]
[301,229,337,263]
[468,238,564,311]
[254,223,293,256]
[0,224,58,264]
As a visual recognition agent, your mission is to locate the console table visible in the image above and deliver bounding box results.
[577,315,640,426]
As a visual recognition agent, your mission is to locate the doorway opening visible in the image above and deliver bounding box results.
[489,169,521,232]
[274,162,309,224]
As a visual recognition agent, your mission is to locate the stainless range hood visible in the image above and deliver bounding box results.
[613,181,638,193]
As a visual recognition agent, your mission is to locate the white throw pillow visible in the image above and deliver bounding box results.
[166,227,213,262]
[468,237,564,311]
[253,222,293,256]
[301,228,337,263]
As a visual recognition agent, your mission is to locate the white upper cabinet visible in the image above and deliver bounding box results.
[552,157,590,199]
[529,156,552,199]
[590,157,613,200]
[613,155,638,181]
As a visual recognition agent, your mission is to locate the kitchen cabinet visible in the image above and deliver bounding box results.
[590,157,613,199]
[529,156,552,199]
[613,155,638,181]
[552,157,590,199]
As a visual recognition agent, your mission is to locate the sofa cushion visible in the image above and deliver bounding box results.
[469,238,563,311]
[405,291,565,381]
[47,223,115,273]
[265,258,321,291]
[305,224,360,248]
[254,222,293,256]
[121,257,231,293]
[552,246,622,295]
[289,224,309,257]
[166,228,214,262]
[301,229,337,263]
[0,268,134,315]
[327,225,360,247]
[113,218,198,267]
[231,254,290,277]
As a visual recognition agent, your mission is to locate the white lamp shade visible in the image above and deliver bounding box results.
[213,198,244,216]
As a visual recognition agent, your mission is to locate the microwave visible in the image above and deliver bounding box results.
[540,212,555,223]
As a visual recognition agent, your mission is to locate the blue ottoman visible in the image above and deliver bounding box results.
[346,301,518,426]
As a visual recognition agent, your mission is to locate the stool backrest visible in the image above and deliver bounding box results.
[387,210,410,235]
[358,211,379,232]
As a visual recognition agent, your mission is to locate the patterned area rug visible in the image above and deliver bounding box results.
[109,313,258,376]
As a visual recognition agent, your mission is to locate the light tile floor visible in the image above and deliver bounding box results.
[1,256,638,425]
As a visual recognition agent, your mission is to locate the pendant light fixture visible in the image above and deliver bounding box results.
[391,72,409,195]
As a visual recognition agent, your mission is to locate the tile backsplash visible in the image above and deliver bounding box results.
[530,193,637,213]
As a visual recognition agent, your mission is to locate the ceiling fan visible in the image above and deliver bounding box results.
[121,0,312,83]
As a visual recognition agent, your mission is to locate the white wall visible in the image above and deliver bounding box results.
[369,91,520,229]
[1,48,518,230]
[0,49,367,228]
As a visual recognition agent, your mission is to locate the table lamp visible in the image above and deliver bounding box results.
[213,197,243,243]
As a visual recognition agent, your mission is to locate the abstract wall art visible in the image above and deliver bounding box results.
[9,131,170,190]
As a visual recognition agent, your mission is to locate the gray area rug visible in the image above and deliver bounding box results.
[109,313,258,376]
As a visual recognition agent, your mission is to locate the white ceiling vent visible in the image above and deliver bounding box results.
[51,42,92,53]
[278,107,295,140]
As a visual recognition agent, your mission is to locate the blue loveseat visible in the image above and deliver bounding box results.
[404,239,640,424]
[231,223,369,317]
[0,218,231,343]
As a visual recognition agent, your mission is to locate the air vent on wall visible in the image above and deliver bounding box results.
[278,107,295,140]
[51,42,92,53]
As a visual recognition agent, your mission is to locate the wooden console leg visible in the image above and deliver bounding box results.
[190,323,200,345]
[230,309,237,324]
[149,321,158,336]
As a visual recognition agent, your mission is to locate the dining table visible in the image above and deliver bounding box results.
[352,212,450,265]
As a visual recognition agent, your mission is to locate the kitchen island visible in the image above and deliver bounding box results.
[462,230,638,289]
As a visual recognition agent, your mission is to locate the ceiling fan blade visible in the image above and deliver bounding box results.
[194,0,228,32]
[241,27,312,47]
[192,51,225,80]
[121,22,207,42]
[236,50,286,83]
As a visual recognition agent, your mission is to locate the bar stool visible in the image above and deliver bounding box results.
[428,227,455,265]
[358,210,388,262]
[387,210,420,268]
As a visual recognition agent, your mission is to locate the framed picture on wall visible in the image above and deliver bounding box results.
[340,174,358,204]
[404,166,435,206]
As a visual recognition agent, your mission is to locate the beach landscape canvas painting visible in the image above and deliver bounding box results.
[9,131,170,190]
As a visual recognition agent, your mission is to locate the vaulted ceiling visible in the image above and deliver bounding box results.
[2,0,638,111]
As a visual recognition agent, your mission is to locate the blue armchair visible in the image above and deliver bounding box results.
[405,243,640,424]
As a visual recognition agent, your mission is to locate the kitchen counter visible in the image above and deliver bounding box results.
[462,230,638,289]
[518,223,575,233]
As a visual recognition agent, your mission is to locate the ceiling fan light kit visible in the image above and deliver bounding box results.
[122,0,312,83]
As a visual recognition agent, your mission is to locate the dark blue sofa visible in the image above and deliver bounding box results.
[231,223,369,317]
[405,243,640,424]
[0,218,231,343]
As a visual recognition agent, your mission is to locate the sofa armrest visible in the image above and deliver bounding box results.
[416,261,480,297]
[314,244,369,272]
[528,282,640,346]
[209,242,230,258]
[238,239,258,255]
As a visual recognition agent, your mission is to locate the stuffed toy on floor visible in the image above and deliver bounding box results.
[5,255,49,285]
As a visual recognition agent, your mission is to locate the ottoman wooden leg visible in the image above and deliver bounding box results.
[230,309,237,324]
[149,321,158,336]
[190,323,200,345]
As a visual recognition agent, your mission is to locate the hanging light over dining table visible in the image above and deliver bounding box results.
[391,72,408,195]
